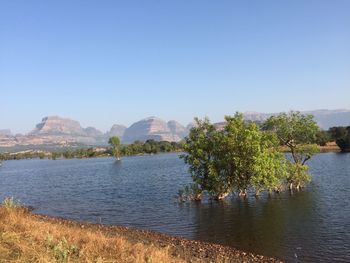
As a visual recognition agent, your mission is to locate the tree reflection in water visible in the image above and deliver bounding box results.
[179,189,317,261]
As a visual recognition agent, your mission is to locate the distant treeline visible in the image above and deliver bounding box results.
[315,126,350,151]
[0,140,184,161]
[1,126,349,161]
[328,126,350,152]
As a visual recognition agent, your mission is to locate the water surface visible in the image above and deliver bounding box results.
[0,153,349,262]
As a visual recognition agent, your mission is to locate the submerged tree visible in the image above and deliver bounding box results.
[263,111,319,190]
[181,117,221,200]
[182,113,288,200]
[222,114,287,197]
[108,136,121,160]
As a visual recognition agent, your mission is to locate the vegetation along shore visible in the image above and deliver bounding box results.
[1,123,350,162]
[0,198,281,263]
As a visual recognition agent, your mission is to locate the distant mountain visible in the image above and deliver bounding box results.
[167,120,187,138]
[0,129,12,136]
[106,124,127,138]
[1,109,349,148]
[304,109,350,130]
[122,117,184,143]
[30,116,85,135]
[242,109,350,130]
[20,116,105,146]
[84,127,104,137]
[0,116,187,148]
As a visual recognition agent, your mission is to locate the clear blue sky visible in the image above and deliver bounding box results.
[1,0,349,133]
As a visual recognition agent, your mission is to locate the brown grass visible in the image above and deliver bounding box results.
[0,198,281,263]
[0,203,184,263]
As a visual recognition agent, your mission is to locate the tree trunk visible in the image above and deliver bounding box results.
[215,192,229,200]
[193,194,202,201]
[239,189,247,197]
[289,183,293,190]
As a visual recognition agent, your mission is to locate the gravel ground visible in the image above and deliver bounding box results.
[34,213,283,263]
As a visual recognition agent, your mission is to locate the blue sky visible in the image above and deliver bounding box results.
[1,1,349,133]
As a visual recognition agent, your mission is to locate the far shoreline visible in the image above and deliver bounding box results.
[0,143,343,162]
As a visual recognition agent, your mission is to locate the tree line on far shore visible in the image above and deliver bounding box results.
[0,140,184,161]
[0,123,349,163]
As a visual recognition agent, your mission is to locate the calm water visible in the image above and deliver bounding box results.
[0,153,349,262]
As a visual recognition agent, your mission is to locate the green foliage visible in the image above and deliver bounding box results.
[336,136,350,152]
[263,111,319,165]
[329,126,350,152]
[121,140,183,156]
[0,141,184,161]
[182,113,289,199]
[0,151,50,161]
[251,150,288,194]
[109,136,121,159]
[329,126,348,140]
[108,136,120,147]
[46,235,80,262]
[262,111,319,189]
[222,114,287,196]
[315,130,331,146]
[263,111,319,146]
[286,162,311,190]
[181,117,232,199]
[182,111,320,200]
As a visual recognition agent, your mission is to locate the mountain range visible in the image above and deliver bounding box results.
[1,109,349,148]
[0,116,191,148]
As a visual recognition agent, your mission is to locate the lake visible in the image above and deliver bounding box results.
[0,152,349,262]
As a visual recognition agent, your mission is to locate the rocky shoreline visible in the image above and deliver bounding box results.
[34,213,282,262]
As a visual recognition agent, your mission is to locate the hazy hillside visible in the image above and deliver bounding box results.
[1,109,349,148]
[243,109,350,130]
[122,117,184,143]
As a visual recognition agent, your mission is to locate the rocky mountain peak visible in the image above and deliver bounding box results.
[106,124,127,138]
[167,120,187,137]
[30,116,85,135]
[84,127,103,137]
[122,117,185,143]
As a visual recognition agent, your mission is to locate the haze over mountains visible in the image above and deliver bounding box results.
[243,109,350,129]
[0,116,191,148]
[1,109,350,148]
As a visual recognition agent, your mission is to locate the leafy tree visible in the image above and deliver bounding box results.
[108,136,121,160]
[330,126,350,152]
[263,111,319,190]
[316,130,331,146]
[181,117,220,200]
[223,114,287,196]
[251,149,288,195]
[336,135,350,152]
[182,113,289,200]
[329,126,348,140]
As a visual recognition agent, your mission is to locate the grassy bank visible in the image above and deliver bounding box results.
[0,199,281,263]
[0,202,181,263]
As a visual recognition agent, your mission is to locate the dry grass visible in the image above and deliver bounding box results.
[0,200,184,263]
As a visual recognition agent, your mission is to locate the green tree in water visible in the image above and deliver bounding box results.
[108,136,121,160]
[263,111,319,190]
[182,113,288,200]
